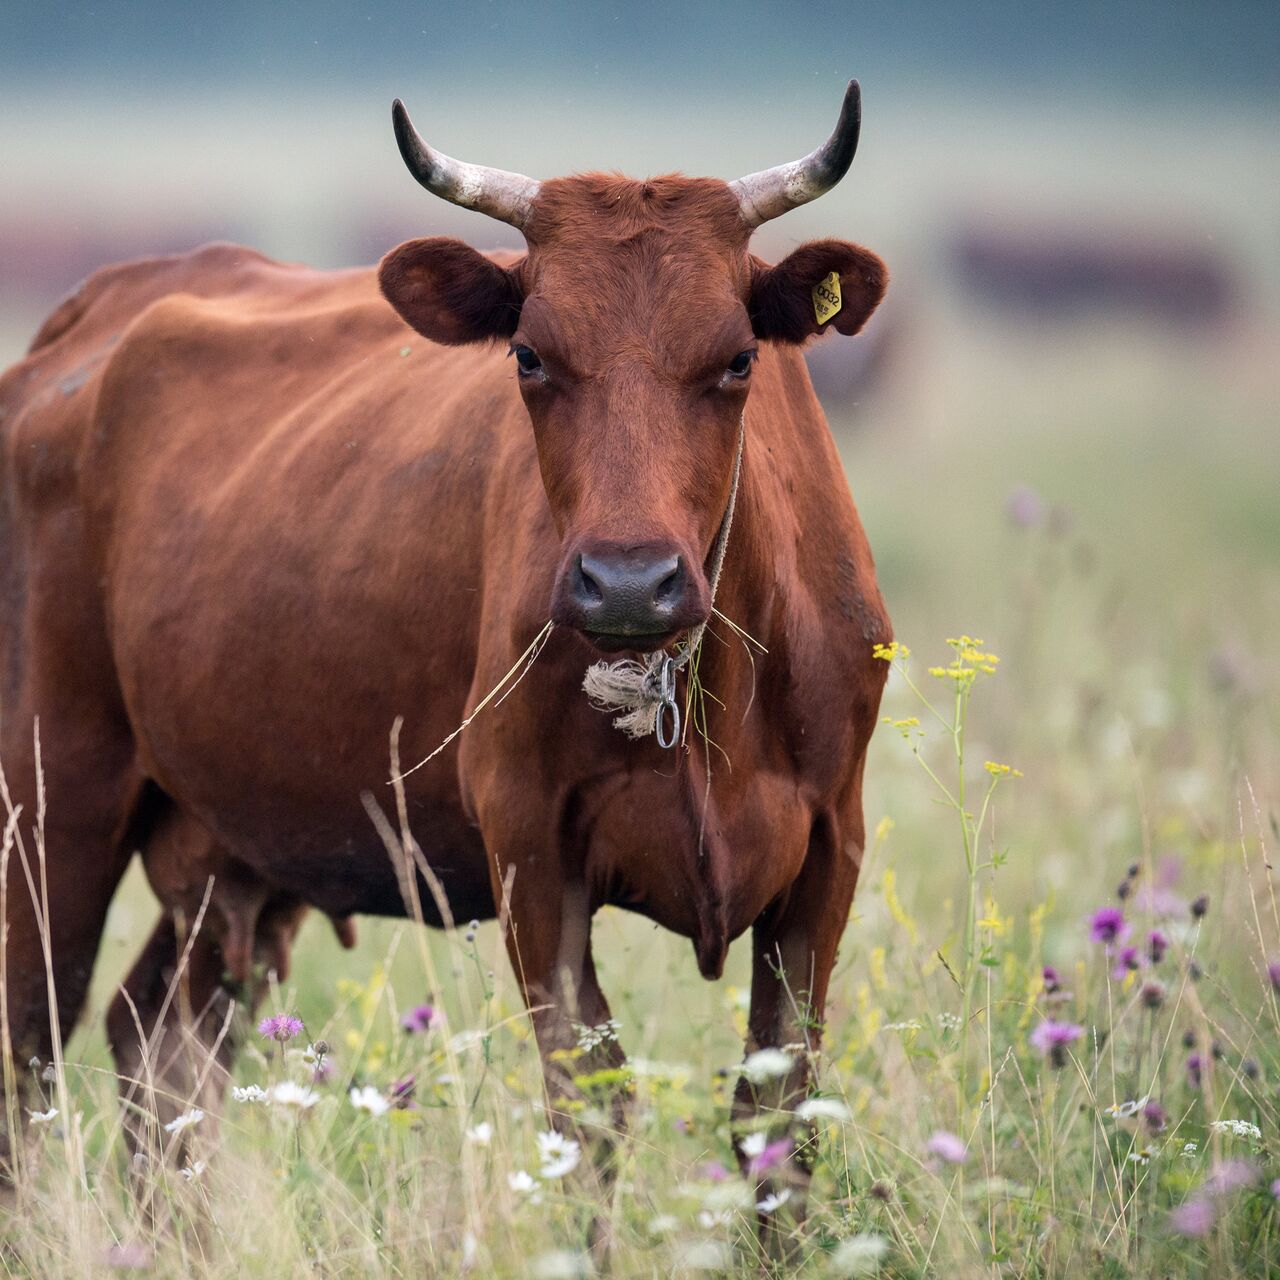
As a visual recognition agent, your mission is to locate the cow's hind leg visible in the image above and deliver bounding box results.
[0,737,140,1183]
[107,807,311,1176]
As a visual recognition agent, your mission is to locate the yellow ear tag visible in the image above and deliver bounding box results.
[812,271,842,325]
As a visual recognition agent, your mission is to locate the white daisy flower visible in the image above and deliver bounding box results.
[508,1169,537,1193]
[537,1130,581,1178]
[740,1048,794,1084]
[756,1189,792,1214]
[231,1085,267,1103]
[466,1121,493,1145]
[697,1209,733,1229]
[268,1081,320,1109]
[349,1085,390,1117]
[796,1097,852,1122]
[163,1108,205,1134]
[739,1131,768,1159]
[27,1107,58,1125]
[1104,1096,1150,1119]
[180,1160,207,1181]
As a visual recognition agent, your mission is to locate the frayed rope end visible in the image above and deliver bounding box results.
[582,653,669,740]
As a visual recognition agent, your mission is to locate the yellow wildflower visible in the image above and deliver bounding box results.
[983,760,1023,778]
[872,640,909,662]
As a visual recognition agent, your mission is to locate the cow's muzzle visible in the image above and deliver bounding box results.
[552,542,709,653]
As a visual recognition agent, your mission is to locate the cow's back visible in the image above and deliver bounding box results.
[0,243,530,917]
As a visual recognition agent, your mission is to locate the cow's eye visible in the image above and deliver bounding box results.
[725,349,755,379]
[511,345,543,375]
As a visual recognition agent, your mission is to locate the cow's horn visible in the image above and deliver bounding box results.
[728,80,861,229]
[391,99,541,230]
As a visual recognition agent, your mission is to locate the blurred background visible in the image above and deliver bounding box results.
[2,3,1277,1032]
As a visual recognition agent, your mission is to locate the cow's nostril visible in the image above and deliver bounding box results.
[574,553,604,605]
[653,556,683,606]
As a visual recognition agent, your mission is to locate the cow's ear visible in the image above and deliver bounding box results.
[379,237,524,345]
[748,239,887,344]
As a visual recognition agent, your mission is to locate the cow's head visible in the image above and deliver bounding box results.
[380,83,886,653]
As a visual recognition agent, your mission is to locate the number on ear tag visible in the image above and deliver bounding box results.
[812,271,842,325]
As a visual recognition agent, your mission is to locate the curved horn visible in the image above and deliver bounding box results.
[391,99,541,230]
[728,80,861,229]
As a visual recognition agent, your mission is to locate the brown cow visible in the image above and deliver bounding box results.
[0,83,890,1248]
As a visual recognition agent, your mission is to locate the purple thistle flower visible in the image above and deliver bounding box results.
[389,1074,417,1110]
[400,1004,439,1034]
[1041,966,1061,994]
[1139,980,1167,1010]
[1169,1196,1216,1237]
[746,1137,793,1176]
[1271,1178,1280,1201]
[1186,1053,1203,1088]
[257,1013,304,1043]
[925,1130,968,1164]
[1112,945,1143,980]
[1089,907,1128,946]
[1142,1101,1167,1133]
[1190,893,1209,920]
[1267,959,1280,993]
[1147,930,1169,964]
[1030,1020,1084,1068]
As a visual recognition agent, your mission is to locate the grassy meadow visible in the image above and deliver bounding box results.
[1,305,1277,1279]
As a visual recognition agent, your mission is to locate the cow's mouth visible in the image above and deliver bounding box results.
[583,629,683,655]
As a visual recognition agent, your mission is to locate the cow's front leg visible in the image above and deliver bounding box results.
[488,848,629,1261]
[488,845,629,1144]
[732,813,862,1258]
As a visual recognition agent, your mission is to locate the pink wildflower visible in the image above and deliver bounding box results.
[925,1130,967,1164]
[257,1014,304,1043]
[401,1004,439,1033]
[1169,1196,1216,1237]
[746,1137,792,1176]
[104,1242,153,1270]
[1030,1019,1084,1068]
[1204,1159,1257,1197]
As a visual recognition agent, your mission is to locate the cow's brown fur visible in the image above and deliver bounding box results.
[0,169,890,1243]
